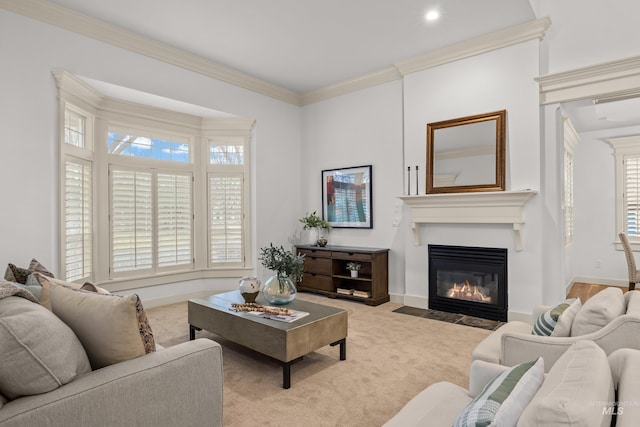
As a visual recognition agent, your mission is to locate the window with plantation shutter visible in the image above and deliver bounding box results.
[110,168,193,276]
[57,71,253,287]
[624,155,640,238]
[111,169,153,273]
[563,117,579,247]
[209,174,243,265]
[64,159,92,282]
[157,173,192,268]
[610,135,640,248]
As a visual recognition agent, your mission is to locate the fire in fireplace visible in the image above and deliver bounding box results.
[429,245,507,321]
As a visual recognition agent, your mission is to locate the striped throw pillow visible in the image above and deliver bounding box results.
[532,303,570,336]
[453,357,544,427]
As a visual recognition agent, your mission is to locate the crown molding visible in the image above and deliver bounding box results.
[4,1,551,107]
[536,55,640,104]
[394,17,550,76]
[0,0,303,106]
[301,67,402,105]
[302,18,550,106]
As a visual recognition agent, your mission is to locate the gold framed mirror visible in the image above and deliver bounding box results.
[426,110,506,194]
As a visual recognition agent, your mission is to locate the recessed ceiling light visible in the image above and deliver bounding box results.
[425,10,440,22]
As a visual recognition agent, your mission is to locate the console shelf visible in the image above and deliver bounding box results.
[295,245,389,306]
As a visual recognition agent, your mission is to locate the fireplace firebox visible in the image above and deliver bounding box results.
[428,245,507,321]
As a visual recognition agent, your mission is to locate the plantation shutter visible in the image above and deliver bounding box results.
[209,174,243,265]
[157,173,193,268]
[625,155,640,238]
[111,169,153,273]
[64,159,92,281]
[564,149,574,244]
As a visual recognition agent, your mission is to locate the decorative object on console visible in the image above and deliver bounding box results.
[259,244,304,305]
[299,211,331,246]
[427,110,506,194]
[322,165,372,228]
[346,261,361,278]
[238,276,260,303]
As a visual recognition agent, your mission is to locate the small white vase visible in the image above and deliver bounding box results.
[350,270,358,278]
[308,227,319,245]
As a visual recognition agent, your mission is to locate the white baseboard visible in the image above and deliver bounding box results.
[138,290,223,309]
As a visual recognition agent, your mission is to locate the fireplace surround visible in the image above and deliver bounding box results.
[428,244,507,321]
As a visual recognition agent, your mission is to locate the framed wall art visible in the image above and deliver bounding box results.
[322,165,372,228]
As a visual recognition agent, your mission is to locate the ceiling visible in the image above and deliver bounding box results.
[48,0,536,94]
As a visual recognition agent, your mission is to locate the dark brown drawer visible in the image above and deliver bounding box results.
[331,251,372,262]
[298,248,332,258]
[303,256,332,274]
[300,273,333,291]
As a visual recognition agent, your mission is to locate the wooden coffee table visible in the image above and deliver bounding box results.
[188,291,348,389]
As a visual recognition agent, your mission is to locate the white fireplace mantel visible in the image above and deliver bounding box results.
[399,190,538,251]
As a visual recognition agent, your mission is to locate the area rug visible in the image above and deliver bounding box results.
[393,306,504,331]
[145,292,492,427]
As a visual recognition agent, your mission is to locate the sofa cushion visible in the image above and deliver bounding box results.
[383,382,473,427]
[608,348,640,427]
[453,357,544,427]
[37,274,156,369]
[551,297,581,337]
[517,340,614,427]
[532,302,570,336]
[625,289,640,315]
[571,287,625,336]
[0,296,91,399]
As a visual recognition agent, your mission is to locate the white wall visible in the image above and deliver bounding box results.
[0,10,301,304]
[401,40,544,315]
[300,81,405,295]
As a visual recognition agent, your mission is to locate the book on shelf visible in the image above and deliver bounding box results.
[336,288,354,295]
[352,290,371,298]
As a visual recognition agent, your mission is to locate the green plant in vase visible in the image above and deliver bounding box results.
[346,261,361,278]
[299,211,331,246]
[259,244,305,305]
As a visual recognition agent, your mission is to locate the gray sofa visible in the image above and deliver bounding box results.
[384,340,640,426]
[0,339,223,427]
[0,280,224,427]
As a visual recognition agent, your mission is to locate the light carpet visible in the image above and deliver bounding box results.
[145,292,491,427]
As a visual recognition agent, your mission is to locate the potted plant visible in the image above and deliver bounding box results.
[299,211,331,246]
[259,244,305,304]
[346,261,361,278]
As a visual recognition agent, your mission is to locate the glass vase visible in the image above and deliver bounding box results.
[262,274,297,305]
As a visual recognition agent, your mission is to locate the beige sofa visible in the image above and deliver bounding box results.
[0,281,224,427]
[473,288,640,370]
[384,340,640,427]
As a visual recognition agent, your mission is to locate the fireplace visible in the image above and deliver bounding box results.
[428,245,507,321]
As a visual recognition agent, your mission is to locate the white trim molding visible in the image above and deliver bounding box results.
[394,18,550,76]
[536,55,640,105]
[1,0,551,106]
[399,190,538,251]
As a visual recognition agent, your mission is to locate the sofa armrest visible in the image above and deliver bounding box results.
[0,339,223,427]
[501,315,640,370]
[468,360,511,397]
[608,348,640,427]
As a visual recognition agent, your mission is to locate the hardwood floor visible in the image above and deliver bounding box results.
[567,282,630,303]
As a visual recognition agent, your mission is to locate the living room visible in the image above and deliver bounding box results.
[2,0,640,425]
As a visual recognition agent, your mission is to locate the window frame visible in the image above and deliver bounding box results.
[55,70,254,289]
[563,117,579,247]
[609,135,640,251]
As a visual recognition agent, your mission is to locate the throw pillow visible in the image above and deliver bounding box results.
[551,297,582,337]
[8,263,31,284]
[0,296,91,400]
[28,258,54,278]
[452,357,544,427]
[571,287,625,336]
[37,275,156,369]
[35,274,110,309]
[518,340,614,427]
[532,302,570,336]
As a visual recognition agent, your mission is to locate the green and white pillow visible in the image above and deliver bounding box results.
[453,357,544,427]
[532,302,571,336]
